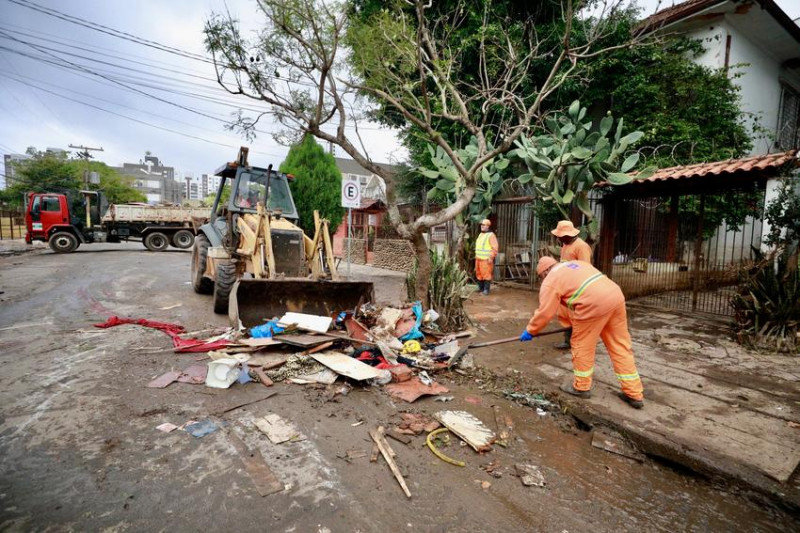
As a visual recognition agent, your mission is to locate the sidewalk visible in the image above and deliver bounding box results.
[0,239,46,255]
[466,284,800,509]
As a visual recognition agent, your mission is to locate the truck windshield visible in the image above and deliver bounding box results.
[234,171,296,217]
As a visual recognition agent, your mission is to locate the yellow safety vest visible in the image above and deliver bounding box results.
[475,232,495,260]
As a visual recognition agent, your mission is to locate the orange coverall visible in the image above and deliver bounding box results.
[475,232,499,281]
[526,261,644,400]
[557,237,592,327]
[560,237,592,263]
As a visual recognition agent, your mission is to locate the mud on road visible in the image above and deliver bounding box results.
[0,243,797,532]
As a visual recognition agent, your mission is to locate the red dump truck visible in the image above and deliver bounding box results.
[24,190,208,253]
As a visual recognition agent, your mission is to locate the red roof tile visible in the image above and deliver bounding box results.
[634,150,797,183]
[638,0,723,31]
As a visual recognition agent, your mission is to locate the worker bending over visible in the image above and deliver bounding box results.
[474,218,499,295]
[551,220,592,349]
[520,256,644,409]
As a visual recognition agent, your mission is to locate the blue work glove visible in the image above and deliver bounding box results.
[519,331,533,342]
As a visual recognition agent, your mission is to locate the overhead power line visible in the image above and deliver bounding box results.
[2,75,288,159]
[6,0,214,64]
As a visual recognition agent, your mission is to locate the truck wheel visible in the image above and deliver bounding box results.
[213,261,237,314]
[144,232,169,252]
[171,229,194,249]
[49,232,78,253]
[192,234,214,294]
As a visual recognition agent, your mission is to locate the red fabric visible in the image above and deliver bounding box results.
[94,316,231,353]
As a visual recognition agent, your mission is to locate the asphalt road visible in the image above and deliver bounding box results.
[0,242,797,532]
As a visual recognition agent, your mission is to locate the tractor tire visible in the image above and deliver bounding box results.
[213,260,237,315]
[191,234,214,294]
[49,232,78,253]
[144,231,169,252]
[171,229,194,249]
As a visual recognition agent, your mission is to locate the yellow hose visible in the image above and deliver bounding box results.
[426,428,465,467]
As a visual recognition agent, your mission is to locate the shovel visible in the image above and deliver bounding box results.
[447,327,571,369]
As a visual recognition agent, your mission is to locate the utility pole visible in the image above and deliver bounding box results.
[69,144,104,229]
[68,144,104,188]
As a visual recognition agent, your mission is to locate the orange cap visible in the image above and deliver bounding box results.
[537,256,558,276]
[551,220,580,238]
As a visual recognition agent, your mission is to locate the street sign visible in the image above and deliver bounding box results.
[341,179,361,208]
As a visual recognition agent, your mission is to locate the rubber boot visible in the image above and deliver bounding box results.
[560,382,592,399]
[477,280,485,295]
[482,280,490,295]
[554,328,572,349]
[617,392,644,409]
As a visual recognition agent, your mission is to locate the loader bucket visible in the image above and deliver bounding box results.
[229,279,375,329]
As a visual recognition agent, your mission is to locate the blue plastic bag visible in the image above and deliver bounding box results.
[399,301,424,342]
[250,319,285,338]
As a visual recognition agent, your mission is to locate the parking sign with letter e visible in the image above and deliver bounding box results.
[341,178,361,208]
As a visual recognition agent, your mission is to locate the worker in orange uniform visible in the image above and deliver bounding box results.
[474,218,499,295]
[519,256,644,409]
[552,220,593,350]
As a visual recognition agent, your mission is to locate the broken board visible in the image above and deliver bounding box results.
[226,432,283,497]
[278,334,340,348]
[434,410,496,452]
[310,351,383,381]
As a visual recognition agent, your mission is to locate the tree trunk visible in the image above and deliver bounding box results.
[410,231,431,308]
[454,221,469,270]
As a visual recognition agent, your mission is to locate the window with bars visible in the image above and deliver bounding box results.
[776,84,800,151]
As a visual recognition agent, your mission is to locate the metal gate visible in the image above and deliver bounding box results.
[602,191,764,316]
[0,208,25,240]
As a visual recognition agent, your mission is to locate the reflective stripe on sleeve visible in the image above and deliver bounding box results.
[566,272,604,310]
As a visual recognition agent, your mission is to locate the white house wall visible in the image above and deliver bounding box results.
[679,16,788,156]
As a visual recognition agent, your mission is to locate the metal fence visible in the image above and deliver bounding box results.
[0,208,25,240]
[600,191,764,316]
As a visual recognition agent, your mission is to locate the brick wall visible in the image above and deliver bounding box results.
[340,238,366,264]
[373,239,415,272]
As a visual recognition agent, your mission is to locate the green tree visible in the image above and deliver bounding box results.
[279,135,345,234]
[6,148,145,207]
[204,0,646,303]
[577,31,751,166]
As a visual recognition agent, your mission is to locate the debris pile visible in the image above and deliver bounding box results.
[97,302,476,401]
[94,303,560,498]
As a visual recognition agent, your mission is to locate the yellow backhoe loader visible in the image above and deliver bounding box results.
[191,147,374,328]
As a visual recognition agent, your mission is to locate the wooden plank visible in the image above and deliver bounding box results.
[370,427,411,498]
[226,432,283,497]
[252,366,274,387]
[278,334,339,348]
[311,351,383,381]
[302,341,335,355]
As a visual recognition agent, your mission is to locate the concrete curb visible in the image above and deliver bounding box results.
[562,397,800,514]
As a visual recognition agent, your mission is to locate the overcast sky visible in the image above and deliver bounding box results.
[0,0,798,185]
